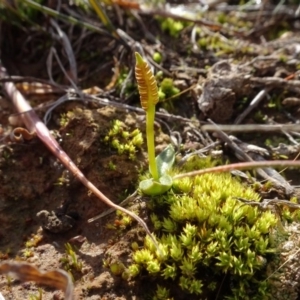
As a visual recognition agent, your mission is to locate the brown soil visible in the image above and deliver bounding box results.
[0,103,172,299]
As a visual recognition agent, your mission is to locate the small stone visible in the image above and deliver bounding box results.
[36,210,75,233]
[197,60,250,122]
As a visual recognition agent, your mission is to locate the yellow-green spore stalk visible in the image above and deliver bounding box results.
[135,52,174,196]
[127,157,278,299]
[104,119,143,160]
[135,52,159,180]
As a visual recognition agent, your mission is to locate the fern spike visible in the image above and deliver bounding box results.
[135,52,159,109]
[135,52,159,180]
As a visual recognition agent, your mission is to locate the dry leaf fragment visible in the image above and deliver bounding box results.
[0,262,74,300]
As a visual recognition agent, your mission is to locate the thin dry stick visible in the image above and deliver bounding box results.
[201,123,300,132]
[234,88,270,125]
[0,62,158,249]
[207,119,293,195]
[174,160,300,180]
[265,247,300,282]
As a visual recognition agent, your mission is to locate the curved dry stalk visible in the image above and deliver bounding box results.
[0,62,158,250]
[174,160,300,180]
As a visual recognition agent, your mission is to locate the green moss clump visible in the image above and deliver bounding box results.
[197,32,254,56]
[157,78,180,112]
[128,157,279,299]
[153,52,163,64]
[154,285,173,300]
[158,78,180,101]
[103,120,143,160]
[158,17,187,38]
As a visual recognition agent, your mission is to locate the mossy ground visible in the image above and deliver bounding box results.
[128,157,280,299]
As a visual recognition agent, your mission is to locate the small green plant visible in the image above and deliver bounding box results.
[25,233,43,248]
[54,170,70,186]
[197,31,254,56]
[60,243,83,277]
[108,160,117,170]
[158,17,186,38]
[110,261,125,276]
[59,113,70,127]
[135,52,175,196]
[29,288,43,300]
[152,52,162,64]
[103,256,126,277]
[154,285,173,300]
[113,209,134,230]
[22,248,34,258]
[6,274,13,290]
[104,119,143,160]
[158,78,180,101]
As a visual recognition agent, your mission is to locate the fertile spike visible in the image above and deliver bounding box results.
[135,52,159,110]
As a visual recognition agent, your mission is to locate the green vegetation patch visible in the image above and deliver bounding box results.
[104,119,143,160]
[128,157,278,299]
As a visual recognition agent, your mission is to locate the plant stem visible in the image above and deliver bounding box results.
[134,52,159,180]
[146,104,159,180]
